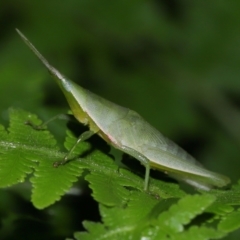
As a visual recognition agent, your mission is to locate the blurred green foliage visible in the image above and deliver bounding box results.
[0,0,240,239]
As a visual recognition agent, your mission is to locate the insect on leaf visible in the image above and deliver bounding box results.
[16,29,231,191]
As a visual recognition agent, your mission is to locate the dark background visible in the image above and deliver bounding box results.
[0,1,240,239]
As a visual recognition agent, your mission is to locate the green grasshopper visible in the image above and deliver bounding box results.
[16,29,230,191]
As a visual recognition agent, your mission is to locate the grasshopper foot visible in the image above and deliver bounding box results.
[53,157,68,168]
[25,120,46,130]
[53,160,64,168]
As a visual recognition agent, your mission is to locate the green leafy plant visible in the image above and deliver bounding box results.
[0,108,240,239]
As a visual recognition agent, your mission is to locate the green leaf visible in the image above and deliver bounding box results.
[218,210,240,232]
[75,191,163,239]
[85,171,131,207]
[209,180,240,205]
[0,109,90,209]
[170,226,226,240]
[74,193,230,240]
[30,159,85,209]
[100,191,160,227]
[157,194,216,233]
[0,108,58,187]
[206,202,234,215]
[74,221,107,240]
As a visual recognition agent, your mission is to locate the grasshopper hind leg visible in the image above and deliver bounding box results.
[120,145,151,191]
[144,163,150,191]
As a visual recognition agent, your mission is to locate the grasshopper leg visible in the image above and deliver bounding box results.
[144,163,150,191]
[25,113,75,130]
[117,145,151,191]
[53,130,95,167]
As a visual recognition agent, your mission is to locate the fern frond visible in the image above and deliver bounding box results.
[0,108,58,188]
